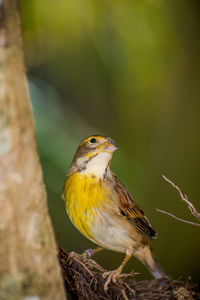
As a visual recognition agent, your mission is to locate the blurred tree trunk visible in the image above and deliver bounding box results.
[0,1,66,299]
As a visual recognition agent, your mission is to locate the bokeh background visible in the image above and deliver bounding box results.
[20,0,200,282]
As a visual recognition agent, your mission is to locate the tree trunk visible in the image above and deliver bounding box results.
[0,1,66,299]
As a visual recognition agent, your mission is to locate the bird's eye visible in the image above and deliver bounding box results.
[89,137,97,144]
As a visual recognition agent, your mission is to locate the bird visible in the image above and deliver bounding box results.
[63,135,166,289]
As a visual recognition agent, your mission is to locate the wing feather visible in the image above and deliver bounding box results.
[113,175,156,239]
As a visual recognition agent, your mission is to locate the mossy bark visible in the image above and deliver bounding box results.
[0,1,66,299]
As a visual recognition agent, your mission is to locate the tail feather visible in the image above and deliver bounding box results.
[134,246,167,279]
[149,258,166,279]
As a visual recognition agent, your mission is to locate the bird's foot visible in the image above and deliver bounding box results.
[103,268,122,291]
[103,269,137,291]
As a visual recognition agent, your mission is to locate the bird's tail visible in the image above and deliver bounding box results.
[134,246,167,279]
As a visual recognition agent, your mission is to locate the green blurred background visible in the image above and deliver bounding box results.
[20,0,200,282]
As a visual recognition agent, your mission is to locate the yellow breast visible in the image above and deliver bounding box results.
[63,173,104,239]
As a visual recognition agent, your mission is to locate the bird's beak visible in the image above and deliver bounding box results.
[101,138,118,153]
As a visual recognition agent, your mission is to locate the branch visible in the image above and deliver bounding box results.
[156,175,200,226]
[156,209,200,227]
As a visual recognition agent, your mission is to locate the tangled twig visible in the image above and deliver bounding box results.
[58,247,199,300]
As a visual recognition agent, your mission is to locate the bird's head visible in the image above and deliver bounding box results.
[68,135,118,177]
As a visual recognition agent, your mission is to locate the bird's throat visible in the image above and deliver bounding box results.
[81,152,112,178]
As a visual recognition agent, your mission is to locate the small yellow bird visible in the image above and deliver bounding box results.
[63,135,166,289]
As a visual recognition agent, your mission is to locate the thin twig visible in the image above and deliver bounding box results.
[156,209,200,227]
[121,289,129,300]
[162,175,200,221]
[156,175,200,226]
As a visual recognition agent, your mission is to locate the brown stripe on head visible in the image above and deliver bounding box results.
[67,135,116,176]
[79,135,106,147]
[67,135,106,174]
[73,135,106,160]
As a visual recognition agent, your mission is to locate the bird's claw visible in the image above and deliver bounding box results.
[103,269,121,291]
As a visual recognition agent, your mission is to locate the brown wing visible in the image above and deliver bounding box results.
[113,175,156,239]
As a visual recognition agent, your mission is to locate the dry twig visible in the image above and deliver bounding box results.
[156,175,200,226]
[156,209,200,227]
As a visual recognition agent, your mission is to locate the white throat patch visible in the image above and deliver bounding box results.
[81,152,112,177]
